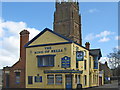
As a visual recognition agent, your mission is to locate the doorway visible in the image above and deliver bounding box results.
[6,74,9,88]
[65,74,72,89]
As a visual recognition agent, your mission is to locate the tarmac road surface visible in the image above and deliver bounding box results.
[84,80,119,90]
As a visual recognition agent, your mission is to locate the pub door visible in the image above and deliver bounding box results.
[65,74,72,89]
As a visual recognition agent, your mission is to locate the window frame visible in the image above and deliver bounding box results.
[28,76,33,84]
[84,60,87,70]
[15,72,20,84]
[37,55,55,67]
[47,75,54,85]
[84,75,87,86]
[93,56,98,69]
[89,57,91,68]
[55,75,62,85]
[76,61,78,68]
[84,50,87,57]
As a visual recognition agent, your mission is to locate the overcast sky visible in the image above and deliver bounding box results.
[0,1,119,69]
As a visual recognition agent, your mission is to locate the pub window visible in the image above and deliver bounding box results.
[84,60,87,70]
[37,55,55,67]
[84,50,87,57]
[55,75,62,84]
[75,75,80,84]
[47,75,54,84]
[76,61,78,68]
[94,56,98,69]
[15,72,20,84]
[89,57,91,68]
[84,75,87,86]
[75,75,77,83]
[76,46,79,51]
[77,75,80,84]
[28,76,33,84]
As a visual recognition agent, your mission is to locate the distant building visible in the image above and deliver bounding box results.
[111,68,118,77]
[99,62,112,84]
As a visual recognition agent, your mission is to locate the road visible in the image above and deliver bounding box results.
[84,80,120,90]
[96,80,118,88]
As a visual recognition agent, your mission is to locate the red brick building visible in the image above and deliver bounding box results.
[99,62,112,84]
[2,30,29,88]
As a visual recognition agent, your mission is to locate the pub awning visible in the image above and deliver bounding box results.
[44,70,83,74]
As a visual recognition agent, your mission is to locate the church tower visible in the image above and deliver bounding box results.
[53,0,82,45]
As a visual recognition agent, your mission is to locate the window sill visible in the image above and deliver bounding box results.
[55,83,62,85]
[47,83,54,85]
[94,68,98,69]
[38,65,54,67]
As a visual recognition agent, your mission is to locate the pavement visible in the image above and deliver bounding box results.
[0,80,119,90]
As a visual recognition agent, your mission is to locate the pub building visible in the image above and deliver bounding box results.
[25,28,102,89]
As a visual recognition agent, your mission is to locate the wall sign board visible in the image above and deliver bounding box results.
[61,56,70,68]
[35,76,42,82]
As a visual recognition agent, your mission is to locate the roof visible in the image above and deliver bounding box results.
[25,28,88,50]
[99,62,112,76]
[90,49,102,59]
[99,62,108,70]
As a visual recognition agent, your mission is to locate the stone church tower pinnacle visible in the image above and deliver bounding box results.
[53,0,82,45]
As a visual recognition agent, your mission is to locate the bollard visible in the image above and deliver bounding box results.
[77,84,82,90]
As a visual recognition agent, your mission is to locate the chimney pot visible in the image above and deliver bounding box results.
[20,29,30,35]
[85,42,90,49]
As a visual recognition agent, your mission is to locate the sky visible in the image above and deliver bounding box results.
[0,1,119,69]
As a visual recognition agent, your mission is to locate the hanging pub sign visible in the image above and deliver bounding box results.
[76,51,84,61]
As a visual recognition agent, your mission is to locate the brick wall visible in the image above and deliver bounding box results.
[3,30,29,88]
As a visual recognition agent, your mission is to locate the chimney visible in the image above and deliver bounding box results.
[105,62,107,65]
[85,42,90,49]
[20,30,30,61]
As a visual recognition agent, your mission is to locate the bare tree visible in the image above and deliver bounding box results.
[107,48,120,69]
[107,48,120,86]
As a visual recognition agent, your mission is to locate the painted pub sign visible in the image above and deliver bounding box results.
[76,51,84,61]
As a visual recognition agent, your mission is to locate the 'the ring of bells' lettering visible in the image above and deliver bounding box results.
[35,49,63,54]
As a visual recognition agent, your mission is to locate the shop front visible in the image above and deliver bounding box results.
[44,70,83,89]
